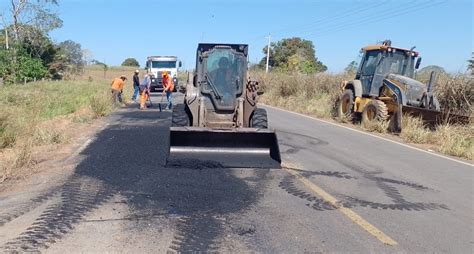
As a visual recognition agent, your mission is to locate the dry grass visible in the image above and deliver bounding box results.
[434,74,473,117]
[400,115,432,144]
[400,116,473,159]
[362,120,390,134]
[254,70,473,160]
[0,73,119,182]
[77,65,138,82]
[434,125,473,159]
[253,70,349,118]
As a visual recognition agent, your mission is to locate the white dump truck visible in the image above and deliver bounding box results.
[145,56,182,92]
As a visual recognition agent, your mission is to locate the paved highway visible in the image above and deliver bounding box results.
[0,93,472,253]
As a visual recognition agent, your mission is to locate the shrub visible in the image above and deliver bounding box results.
[90,92,114,118]
[399,116,431,143]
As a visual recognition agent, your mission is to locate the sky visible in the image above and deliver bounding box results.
[1,0,472,72]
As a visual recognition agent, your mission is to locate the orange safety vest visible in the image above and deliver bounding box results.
[163,76,174,92]
[111,78,124,90]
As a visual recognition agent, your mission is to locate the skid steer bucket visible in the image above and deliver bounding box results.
[402,105,471,126]
[167,127,281,168]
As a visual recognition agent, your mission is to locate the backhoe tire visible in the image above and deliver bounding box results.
[171,104,190,127]
[336,89,355,121]
[251,108,268,129]
[362,99,389,123]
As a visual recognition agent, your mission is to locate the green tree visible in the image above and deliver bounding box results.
[259,37,327,73]
[0,47,47,84]
[1,0,63,82]
[58,40,85,75]
[121,58,140,67]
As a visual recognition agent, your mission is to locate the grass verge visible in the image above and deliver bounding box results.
[0,79,117,182]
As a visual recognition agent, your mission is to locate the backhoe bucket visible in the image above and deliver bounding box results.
[402,105,471,126]
[167,127,281,168]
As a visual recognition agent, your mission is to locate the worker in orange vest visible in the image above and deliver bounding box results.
[111,75,127,104]
[162,71,174,110]
[139,73,153,110]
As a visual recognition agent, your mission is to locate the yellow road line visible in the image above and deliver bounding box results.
[283,165,398,246]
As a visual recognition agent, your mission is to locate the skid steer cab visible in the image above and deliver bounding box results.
[167,43,281,168]
[336,40,469,132]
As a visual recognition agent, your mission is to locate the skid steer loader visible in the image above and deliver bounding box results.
[336,40,470,132]
[167,43,281,168]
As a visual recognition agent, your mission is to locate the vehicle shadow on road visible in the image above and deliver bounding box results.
[1,106,265,253]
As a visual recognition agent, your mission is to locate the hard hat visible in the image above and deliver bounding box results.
[162,71,168,77]
[135,70,139,73]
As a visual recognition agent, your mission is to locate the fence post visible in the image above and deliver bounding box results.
[24,77,27,85]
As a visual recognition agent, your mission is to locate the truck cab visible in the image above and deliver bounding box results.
[145,56,182,92]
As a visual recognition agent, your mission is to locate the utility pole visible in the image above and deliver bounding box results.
[265,35,271,73]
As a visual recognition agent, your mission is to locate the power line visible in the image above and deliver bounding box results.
[303,0,447,38]
[248,1,436,44]
[269,0,390,37]
[248,0,446,63]
[248,0,390,42]
[289,0,441,37]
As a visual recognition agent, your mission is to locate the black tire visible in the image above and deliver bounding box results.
[336,89,355,121]
[362,99,389,123]
[251,108,268,129]
[171,104,190,127]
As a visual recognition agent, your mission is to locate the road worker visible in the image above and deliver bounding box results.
[139,73,153,110]
[111,75,127,104]
[131,70,140,101]
[162,71,174,110]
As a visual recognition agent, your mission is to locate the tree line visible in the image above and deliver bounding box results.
[0,0,86,84]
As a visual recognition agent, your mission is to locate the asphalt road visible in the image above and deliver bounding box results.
[0,93,472,253]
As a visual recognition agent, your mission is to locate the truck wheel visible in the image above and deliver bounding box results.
[362,99,388,123]
[336,89,355,121]
[171,104,190,127]
[251,108,268,129]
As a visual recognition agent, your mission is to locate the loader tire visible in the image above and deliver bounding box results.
[171,104,190,127]
[362,99,389,123]
[251,108,268,129]
[336,89,355,121]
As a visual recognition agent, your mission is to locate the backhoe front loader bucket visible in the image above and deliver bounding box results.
[167,127,281,168]
[402,105,471,126]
